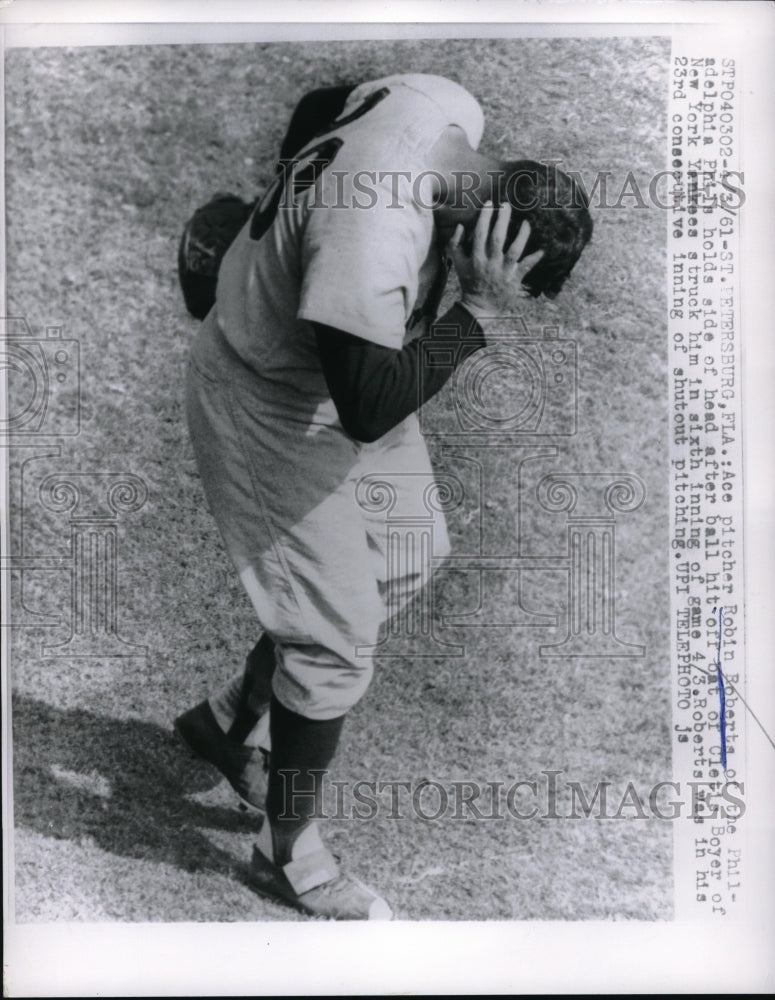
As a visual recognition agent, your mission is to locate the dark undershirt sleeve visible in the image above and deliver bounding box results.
[313,302,487,444]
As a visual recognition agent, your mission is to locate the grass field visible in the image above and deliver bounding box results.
[5,35,673,922]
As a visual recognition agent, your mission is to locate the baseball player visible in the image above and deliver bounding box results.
[175,73,592,919]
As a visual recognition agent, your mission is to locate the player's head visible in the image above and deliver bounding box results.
[492,160,593,299]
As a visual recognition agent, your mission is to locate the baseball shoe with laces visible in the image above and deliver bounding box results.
[174,700,268,810]
[248,839,393,920]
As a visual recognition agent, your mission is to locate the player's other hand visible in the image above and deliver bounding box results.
[447,203,543,321]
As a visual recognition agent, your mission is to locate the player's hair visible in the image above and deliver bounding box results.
[497,160,593,299]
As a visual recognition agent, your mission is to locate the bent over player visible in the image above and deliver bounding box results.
[176,73,592,919]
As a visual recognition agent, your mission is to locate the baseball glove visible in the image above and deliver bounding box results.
[178,192,254,320]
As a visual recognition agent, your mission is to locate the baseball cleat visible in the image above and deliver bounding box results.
[174,700,268,810]
[248,844,393,920]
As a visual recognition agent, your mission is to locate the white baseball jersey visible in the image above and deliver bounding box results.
[213,74,484,425]
[188,75,483,717]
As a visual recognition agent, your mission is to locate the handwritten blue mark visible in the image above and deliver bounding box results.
[714,605,727,772]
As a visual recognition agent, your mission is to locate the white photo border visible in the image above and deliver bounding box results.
[2,2,773,996]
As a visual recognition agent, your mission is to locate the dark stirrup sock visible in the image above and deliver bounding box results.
[266,695,346,866]
[227,633,276,742]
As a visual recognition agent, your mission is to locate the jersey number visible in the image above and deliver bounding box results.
[314,86,390,138]
[249,86,390,242]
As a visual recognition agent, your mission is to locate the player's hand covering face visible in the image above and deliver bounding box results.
[448,206,544,317]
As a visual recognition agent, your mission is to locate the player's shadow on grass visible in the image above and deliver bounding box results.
[12,693,260,880]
